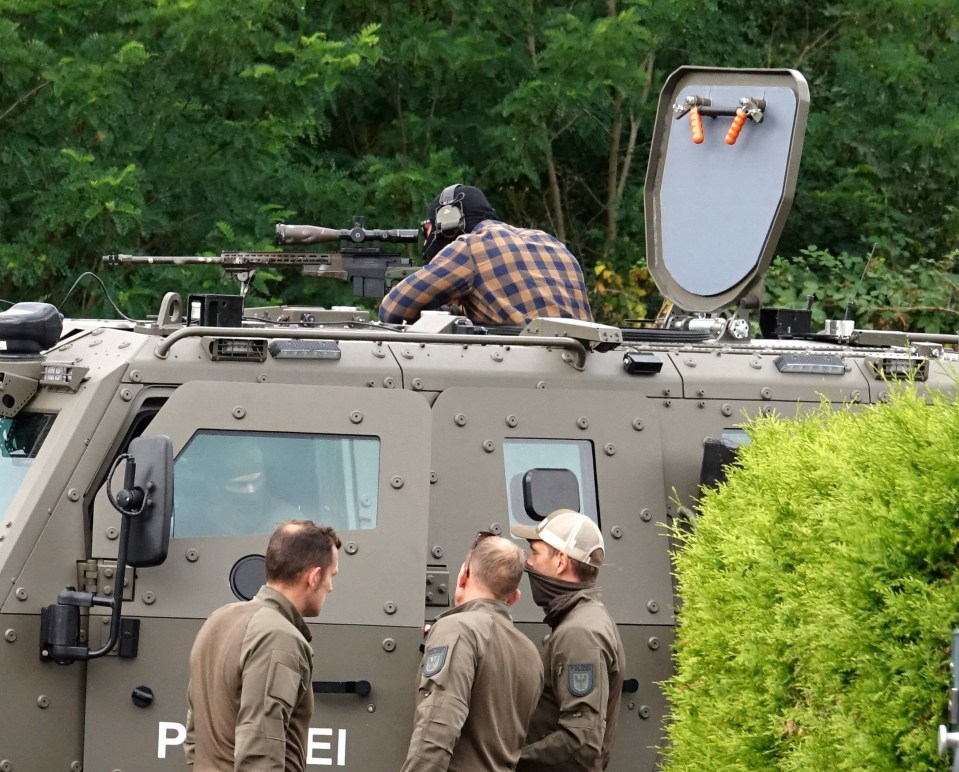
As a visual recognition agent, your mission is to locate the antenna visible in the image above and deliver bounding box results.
[844,243,878,321]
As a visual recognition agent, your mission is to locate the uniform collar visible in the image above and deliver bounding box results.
[255,585,312,642]
[437,596,513,623]
[543,587,601,629]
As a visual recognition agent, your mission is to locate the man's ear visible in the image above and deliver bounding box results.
[505,588,521,607]
[306,565,323,590]
[457,562,469,589]
[555,551,576,580]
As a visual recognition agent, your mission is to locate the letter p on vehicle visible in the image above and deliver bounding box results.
[158,722,186,758]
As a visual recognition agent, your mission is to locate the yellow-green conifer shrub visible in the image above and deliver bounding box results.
[665,387,959,771]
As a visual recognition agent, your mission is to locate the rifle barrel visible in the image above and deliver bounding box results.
[103,252,334,266]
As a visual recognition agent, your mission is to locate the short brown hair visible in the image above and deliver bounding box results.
[266,520,341,584]
[469,537,526,601]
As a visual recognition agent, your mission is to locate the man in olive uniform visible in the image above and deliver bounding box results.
[402,533,544,771]
[512,509,625,771]
[184,520,341,770]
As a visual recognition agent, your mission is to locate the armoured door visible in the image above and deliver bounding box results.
[85,381,431,770]
[427,386,673,771]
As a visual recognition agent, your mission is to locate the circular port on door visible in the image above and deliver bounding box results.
[230,554,266,601]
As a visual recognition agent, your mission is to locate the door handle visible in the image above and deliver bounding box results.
[313,680,372,697]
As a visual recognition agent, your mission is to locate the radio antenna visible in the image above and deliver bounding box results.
[844,243,877,321]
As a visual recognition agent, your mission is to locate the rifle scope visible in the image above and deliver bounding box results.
[276,223,419,246]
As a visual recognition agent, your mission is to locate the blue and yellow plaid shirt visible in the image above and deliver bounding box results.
[379,220,593,326]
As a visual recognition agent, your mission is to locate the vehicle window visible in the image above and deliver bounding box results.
[0,413,55,520]
[721,427,750,447]
[173,430,379,538]
[503,438,599,530]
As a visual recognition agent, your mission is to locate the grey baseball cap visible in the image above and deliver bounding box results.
[511,509,605,566]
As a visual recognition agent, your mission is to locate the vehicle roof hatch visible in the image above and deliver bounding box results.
[644,67,810,314]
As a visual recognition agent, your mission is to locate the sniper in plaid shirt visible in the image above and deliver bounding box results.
[379,220,593,326]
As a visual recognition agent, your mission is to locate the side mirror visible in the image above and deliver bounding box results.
[124,435,173,567]
[40,434,174,663]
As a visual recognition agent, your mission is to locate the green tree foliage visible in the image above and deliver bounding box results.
[0,0,380,316]
[665,388,959,770]
[716,0,959,330]
[0,0,957,328]
[317,0,671,276]
[766,246,959,333]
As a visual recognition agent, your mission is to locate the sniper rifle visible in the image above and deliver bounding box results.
[103,216,418,298]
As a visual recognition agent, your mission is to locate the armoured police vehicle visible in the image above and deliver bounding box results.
[2,67,956,771]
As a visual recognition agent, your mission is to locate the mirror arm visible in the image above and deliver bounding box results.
[43,510,134,661]
[87,452,148,659]
[85,506,133,659]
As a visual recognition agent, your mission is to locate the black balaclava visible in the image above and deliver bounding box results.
[422,184,498,262]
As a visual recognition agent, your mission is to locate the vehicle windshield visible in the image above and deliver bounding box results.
[0,413,56,519]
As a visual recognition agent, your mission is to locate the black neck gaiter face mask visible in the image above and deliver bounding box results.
[525,566,593,608]
[422,231,454,262]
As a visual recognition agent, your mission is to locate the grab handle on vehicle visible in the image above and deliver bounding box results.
[313,680,372,697]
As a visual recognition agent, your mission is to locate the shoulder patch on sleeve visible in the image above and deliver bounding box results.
[268,660,303,709]
[567,663,595,697]
[423,645,449,677]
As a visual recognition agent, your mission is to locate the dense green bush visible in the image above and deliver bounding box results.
[665,387,959,770]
